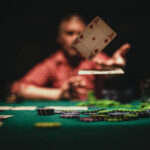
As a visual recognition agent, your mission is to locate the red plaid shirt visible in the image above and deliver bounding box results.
[11,50,109,98]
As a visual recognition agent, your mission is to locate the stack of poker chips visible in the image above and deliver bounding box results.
[60,111,80,118]
[37,108,54,116]
[79,108,150,122]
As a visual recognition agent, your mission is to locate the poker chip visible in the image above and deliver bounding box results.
[97,109,115,114]
[34,122,61,128]
[104,118,124,122]
[79,117,101,122]
[55,110,81,114]
[83,112,98,115]
[37,108,54,115]
[90,114,109,120]
[108,112,130,118]
[60,114,79,118]
[61,111,81,114]
[54,110,64,114]
[123,114,138,120]
[133,110,149,117]
[81,108,105,115]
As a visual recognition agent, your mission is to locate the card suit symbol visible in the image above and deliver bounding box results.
[94,49,99,53]
[93,18,99,24]
[104,38,108,43]
[108,32,114,39]
[89,24,93,29]
[92,37,96,41]
[80,34,84,39]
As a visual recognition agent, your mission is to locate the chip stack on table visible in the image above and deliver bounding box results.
[37,108,54,116]
[60,111,80,118]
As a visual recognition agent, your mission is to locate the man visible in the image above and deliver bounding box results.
[10,13,131,101]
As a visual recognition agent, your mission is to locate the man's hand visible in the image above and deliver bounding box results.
[111,43,131,66]
[60,76,88,100]
[94,43,131,67]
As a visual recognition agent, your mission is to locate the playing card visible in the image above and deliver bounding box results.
[78,68,124,75]
[11,106,37,110]
[0,106,13,110]
[72,16,117,60]
[0,115,14,120]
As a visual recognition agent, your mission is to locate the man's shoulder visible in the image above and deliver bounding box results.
[43,50,66,65]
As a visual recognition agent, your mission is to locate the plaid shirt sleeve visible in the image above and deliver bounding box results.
[11,57,55,93]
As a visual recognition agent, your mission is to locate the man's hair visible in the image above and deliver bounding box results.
[59,13,86,24]
[57,13,86,35]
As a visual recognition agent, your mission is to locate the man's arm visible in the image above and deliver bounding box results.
[12,76,89,101]
[16,84,62,100]
[10,57,61,100]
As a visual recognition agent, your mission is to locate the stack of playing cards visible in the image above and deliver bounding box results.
[72,16,124,75]
[78,67,124,75]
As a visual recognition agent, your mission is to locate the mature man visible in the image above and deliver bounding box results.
[10,14,131,101]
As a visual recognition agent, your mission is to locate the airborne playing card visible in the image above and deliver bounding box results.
[72,16,117,60]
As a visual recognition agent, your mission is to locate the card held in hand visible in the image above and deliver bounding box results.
[72,16,117,60]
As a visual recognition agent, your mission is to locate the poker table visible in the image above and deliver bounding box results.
[0,100,150,150]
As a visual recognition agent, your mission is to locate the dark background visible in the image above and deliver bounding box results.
[0,1,150,99]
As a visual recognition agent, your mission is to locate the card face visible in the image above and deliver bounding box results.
[78,68,124,75]
[72,16,117,60]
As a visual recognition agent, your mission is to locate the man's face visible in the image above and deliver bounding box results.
[57,18,85,57]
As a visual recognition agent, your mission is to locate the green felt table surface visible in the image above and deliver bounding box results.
[0,100,150,150]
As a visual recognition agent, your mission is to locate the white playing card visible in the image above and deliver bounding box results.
[11,106,37,110]
[72,16,117,60]
[0,106,13,110]
[0,115,14,120]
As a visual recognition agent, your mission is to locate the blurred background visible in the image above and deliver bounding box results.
[0,1,150,100]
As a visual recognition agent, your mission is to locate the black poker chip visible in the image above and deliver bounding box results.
[37,108,54,116]
[90,114,108,120]
[81,108,105,115]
